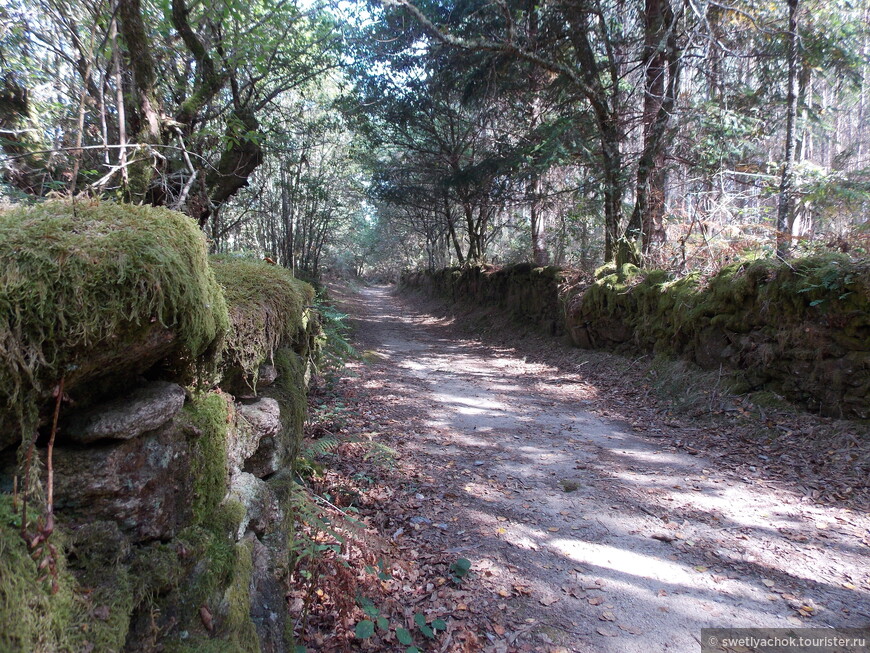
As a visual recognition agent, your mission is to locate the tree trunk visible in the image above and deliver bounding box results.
[116,0,163,202]
[529,173,549,265]
[601,126,623,263]
[624,0,680,265]
[776,0,799,258]
[201,108,264,226]
[443,188,465,265]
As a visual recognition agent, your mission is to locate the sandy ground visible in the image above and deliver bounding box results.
[327,284,870,653]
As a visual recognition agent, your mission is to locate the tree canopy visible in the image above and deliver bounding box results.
[1,0,868,273]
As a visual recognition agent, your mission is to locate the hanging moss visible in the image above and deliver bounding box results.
[185,392,231,526]
[0,200,229,449]
[211,256,315,390]
[267,348,308,463]
[222,538,260,653]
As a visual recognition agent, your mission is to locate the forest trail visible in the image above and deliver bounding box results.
[332,285,869,653]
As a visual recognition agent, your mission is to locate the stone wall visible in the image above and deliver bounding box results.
[0,202,320,652]
[401,263,570,336]
[401,255,870,419]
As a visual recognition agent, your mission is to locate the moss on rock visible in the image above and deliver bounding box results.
[185,391,232,526]
[565,254,870,417]
[0,200,229,450]
[267,348,308,463]
[0,495,87,652]
[210,256,315,391]
[222,538,260,652]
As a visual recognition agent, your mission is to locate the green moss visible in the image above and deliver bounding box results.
[129,541,185,606]
[594,262,617,279]
[167,639,243,652]
[65,521,135,651]
[185,392,231,526]
[268,348,308,462]
[159,526,258,653]
[223,538,260,652]
[0,200,229,446]
[210,255,315,388]
[0,495,88,652]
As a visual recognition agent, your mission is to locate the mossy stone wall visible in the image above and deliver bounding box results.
[401,255,870,419]
[0,202,320,652]
[401,263,569,336]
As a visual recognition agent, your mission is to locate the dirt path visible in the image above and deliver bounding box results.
[328,285,869,652]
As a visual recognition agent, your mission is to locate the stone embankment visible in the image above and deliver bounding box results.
[0,201,319,651]
[401,256,870,419]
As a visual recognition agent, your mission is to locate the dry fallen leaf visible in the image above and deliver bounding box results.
[587,597,604,606]
[596,627,619,637]
[618,624,643,635]
[548,527,560,532]
[762,579,775,587]
[540,596,561,606]
[583,580,605,590]
[651,533,676,543]
[599,611,616,622]
[493,624,505,636]
[199,605,214,632]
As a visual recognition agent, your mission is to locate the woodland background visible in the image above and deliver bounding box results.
[1,0,868,275]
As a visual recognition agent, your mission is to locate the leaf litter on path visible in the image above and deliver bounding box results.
[293,284,870,652]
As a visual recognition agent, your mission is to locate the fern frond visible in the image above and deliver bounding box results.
[301,436,343,459]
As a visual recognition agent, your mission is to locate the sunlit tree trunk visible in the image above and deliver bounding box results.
[776,0,799,258]
[529,173,549,265]
[624,0,680,264]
